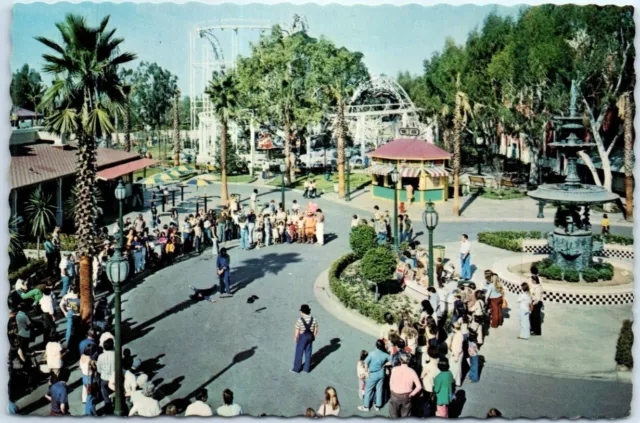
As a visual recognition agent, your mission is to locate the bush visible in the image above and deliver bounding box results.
[615,319,633,368]
[8,259,46,283]
[563,269,580,282]
[536,258,554,271]
[540,264,563,280]
[328,253,392,324]
[582,268,600,283]
[477,231,545,252]
[361,246,397,285]
[24,233,78,251]
[598,267,614,281]
[593,234,633,246]
[349,225,378,258]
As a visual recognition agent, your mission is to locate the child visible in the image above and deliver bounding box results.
[255,217,264,249]
[356,350,369,400]
[85,382,98,416]
[165,238,175,265]
[277,221,285,244]
[467,332,479,383]
[601,213,610,235]
[287,221,296,244]
[433,359,455,418]
[436,257,445,287]
[351,215,359,228]
[297,216,305,244]
[272,221,280,245]
[292,200,300,213]
[264,214,272,247]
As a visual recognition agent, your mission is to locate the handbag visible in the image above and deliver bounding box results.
[501,298,508,309]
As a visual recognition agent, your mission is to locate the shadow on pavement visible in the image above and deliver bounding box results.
[459,191,481,215]
[310,338,341,371]
[230,252,301,294]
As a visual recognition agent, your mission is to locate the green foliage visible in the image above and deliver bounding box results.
[10,64,45,116]
[132,61,178,130]
[563,269,580,283]
[598,267,614,281]
[25,186,56,240]
[24,234,78,252]
[478,231,545,252]
[361,246,397,285]
[615,319,633,368]
[540,264,563,280]
[8,259,46,283]
[582,268,600,283]
[9,216,25,268]
[215,143,246,175]
[349,225,378,258]
[593,234,634,246]
[470,187,526,200]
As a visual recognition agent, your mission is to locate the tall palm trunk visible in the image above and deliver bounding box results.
[123,100,131,152]
[452,113,462,217]
[284,117,292,184]
[220,119,229,205]
[623,93,634,221]
[77,91,97,326]
[337,99,346,199]
[173,91,180,166]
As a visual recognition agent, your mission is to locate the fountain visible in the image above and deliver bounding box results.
[527,81,619,274]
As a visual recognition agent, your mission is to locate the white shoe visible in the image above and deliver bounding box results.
[357,406,369,412]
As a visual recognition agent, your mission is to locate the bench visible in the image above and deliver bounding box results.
[499,178,516,189]
[468,176,487,187]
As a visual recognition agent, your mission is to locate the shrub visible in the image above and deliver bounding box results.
[615,319,633,368]
[563,269,580,282]
[8,259,46,283]
[582,268,600,283]
[477,231,546,252]
[593,234,633,246]
[598,267,614,281]
[540,264,563,280]
[349,225,378,258]
[536,258,554,271]
[361,246,397,285]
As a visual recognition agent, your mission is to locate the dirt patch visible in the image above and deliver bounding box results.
[508,262,633,287]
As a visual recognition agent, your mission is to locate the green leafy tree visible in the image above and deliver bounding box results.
[37,13,135,325]
[9,216,26,269]
[25,186,56,259]
[172,89,181,166]
[206,73,241,205]
[349,225,378,258]
[361,246,397,285]
[10,64,46,122]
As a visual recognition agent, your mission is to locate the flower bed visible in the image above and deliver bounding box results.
[479,231,633,253]
[8,259,46,283]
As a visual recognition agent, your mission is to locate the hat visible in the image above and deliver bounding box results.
[300,304,311,314]
[131,358,142,371]
[452,289,462,298]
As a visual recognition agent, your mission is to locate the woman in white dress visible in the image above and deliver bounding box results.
[315,209,325,246]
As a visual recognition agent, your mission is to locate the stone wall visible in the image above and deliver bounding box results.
[522,239,634,261]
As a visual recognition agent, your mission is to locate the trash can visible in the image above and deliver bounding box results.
[433,245,446,263]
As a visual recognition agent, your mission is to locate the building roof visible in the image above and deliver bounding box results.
[11,106,44,118]
[96,158,158,181]
[11,143,141,190]
[368,138,452,161]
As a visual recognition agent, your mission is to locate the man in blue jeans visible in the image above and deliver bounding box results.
[217,248,232,297]
[291,304,318,374]
[60,287,80,348]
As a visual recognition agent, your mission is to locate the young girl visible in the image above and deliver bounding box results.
[264,214,272,247]
[287,221,297,244]
[297,216,305,244]
[255,216,264,249]
[433,359,455,418]
[467,332,479,383]
[277,221,285,244]
[317,386,340,416]
[401,325,419,355]
[356,351,369,400]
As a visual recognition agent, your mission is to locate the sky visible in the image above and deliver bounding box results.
[11,2,526,93]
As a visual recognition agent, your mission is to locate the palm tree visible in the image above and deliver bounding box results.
[9,216,25,268]
[617,92,634,221]
[37,14,136,325]
[206,73,240,206]
[25,186,56,259]
[64,184,105,221]
[173,89,180,166]
[452,75,472,217]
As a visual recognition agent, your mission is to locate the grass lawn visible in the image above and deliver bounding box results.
[227,174,256,183]
[133,166,164,181]
[471,187,527,200]
[267,172,371,193]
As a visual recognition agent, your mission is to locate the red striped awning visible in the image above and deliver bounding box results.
[399,166,421,178]
[365,164,395,176]
[97,158,158,181]
[423,166,449,177]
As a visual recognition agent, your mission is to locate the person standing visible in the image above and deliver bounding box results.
[427,287,443,328]
[217,248,232,298]
[433,359,455,418]
[44,236,57,276]
[485,273,504,329]
[239,214,249,251]
[39,287,57,345]
[59,287,80,348]
[59,254,71,298]
[250,189,258,211]
[420,346,440,417]
[15,302,32,365]
[388,353,421,418]
[317,387,340,417]
[292,304,318,374]
[601,213,610,235]
[315,209,325,246]
[45,368,70,416]
[459,234,471,281]
[467,332,480,383]
[469,291,486,346]
[357,340,390,413]
[247,209,256,248]
[96,338,116,411]
[52,226,62,269]
[529,266,544,336]
[402,215,413,243]
[518,283,532,340]
[447,320,464,387]
[216,389,243,416]
[185,389,214,416]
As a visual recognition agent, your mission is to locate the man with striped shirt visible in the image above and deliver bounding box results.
[291,304,318,374]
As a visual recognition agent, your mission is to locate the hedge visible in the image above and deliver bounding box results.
[24,233,78,251]
[477,231,545,252]
[361,246,397,285]
[593,234,634,246]
[8,259,46,282]
[615,319,633,368]
[328,253,393,324]
[349,225,378,258]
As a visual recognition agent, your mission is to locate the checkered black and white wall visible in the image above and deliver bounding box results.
[522,242,634,261]
[498,276,634,306]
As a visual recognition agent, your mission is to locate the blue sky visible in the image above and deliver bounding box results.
[11,2,525,93]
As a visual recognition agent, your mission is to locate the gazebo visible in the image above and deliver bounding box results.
[366,138,451,204]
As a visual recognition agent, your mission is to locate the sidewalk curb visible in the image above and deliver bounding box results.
[313,267,632,384]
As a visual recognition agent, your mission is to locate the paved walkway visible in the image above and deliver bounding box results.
[14,183,632,418]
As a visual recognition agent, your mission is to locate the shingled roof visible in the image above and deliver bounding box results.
[368,138,451,161]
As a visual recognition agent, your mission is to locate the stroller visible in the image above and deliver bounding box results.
[441,261,457,284]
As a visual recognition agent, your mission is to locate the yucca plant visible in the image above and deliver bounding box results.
[25,186,56,259]
[64,184,105,222]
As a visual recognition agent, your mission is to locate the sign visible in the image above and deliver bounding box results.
[398,127,420,137]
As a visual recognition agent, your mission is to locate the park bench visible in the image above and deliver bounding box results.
[468,175,487,189]
[500,178,516,189]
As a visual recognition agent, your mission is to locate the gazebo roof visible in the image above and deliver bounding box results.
[368,138,451,161]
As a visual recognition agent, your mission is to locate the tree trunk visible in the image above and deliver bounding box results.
[36,236,41,260]
[124,101,131,153]
[453,121,462,217]
[337,100,346,199]
[173,91,180,166]
[79,255,92,324]
[284,119,292,185]
[623,94,634,221]
[443,128,451,151]
[527,134,540,186]
[220,119,229,206]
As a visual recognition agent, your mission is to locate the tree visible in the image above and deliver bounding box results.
[452,76,472,217]
[37,13,135,325]
[25,186,56,259]
[118,68,135,152]
[172,89,180,166]
[9,216,26,270]
[617,92,634,220]
[309,38,368,199]
[10,64,46,121]
[206,73,240,205]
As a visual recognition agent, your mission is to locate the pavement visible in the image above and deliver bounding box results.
[14,182,633,418]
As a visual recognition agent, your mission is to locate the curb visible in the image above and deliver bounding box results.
[313,267,632,384]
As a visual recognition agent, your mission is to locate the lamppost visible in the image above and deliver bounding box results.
[345,150,352,202]
[390,168,399,250]
[422,201,439,288]
[279,162,286,209]
[475,136,486,176]
[105,180,130,416]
